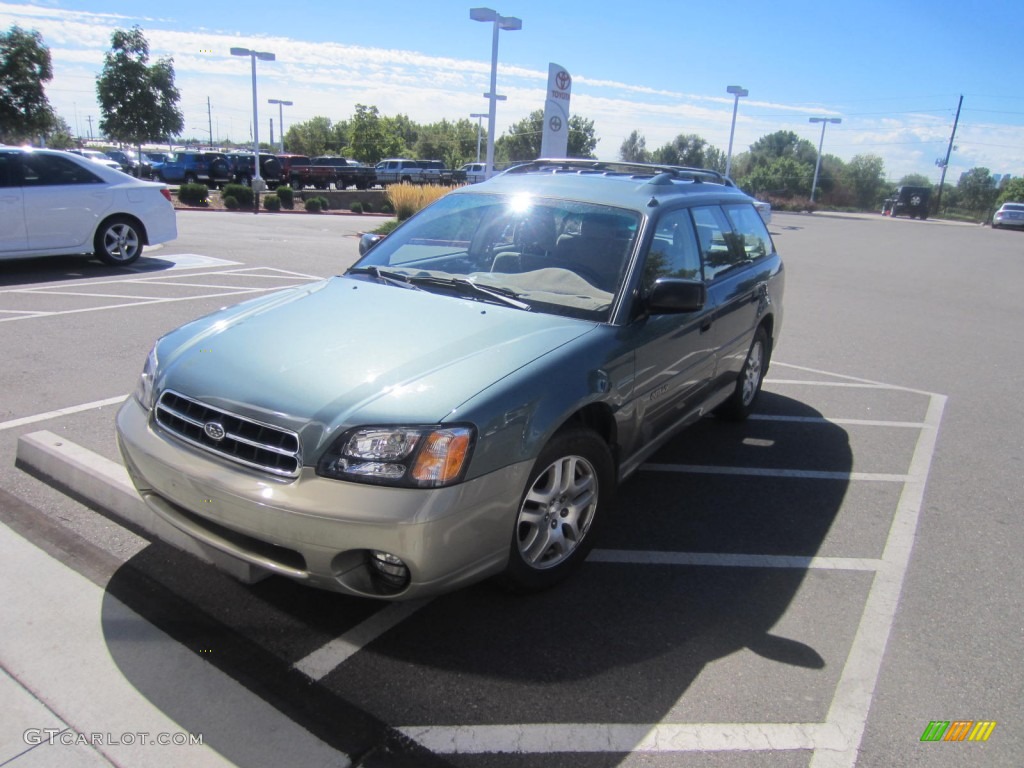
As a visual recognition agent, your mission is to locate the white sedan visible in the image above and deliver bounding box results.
[0,147,177,266]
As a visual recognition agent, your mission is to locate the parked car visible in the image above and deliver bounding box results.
[225,152,283,188]
[991,202,1024,230]
[461,162,487,183]
[309,156,377,190]
[154,151,232,188]
[67,148,123,172]
[0,146,177,266]
[135,152,168,180]
[116,159,783,600]
[373,158,425,185]
[882,185,931,219]
[103,149,137,175]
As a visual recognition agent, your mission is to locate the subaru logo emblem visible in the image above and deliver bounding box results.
[203,422,226,441]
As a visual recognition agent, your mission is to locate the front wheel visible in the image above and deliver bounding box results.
[716,326,769,421]
[94,216,143,266]
[499,427,614,593]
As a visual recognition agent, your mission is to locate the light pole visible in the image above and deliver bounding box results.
[268,98,293,153]
[725,85,748,178]
[470,112,488,162]
[808,117,841,203]
[470,7,521,179]
[230,47,275,192]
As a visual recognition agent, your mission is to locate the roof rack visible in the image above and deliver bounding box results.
[503,158,735,187]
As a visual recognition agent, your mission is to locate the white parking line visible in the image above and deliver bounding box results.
[641,464,909,482]
[751,415,927,429]
[0,395,128,431]
[589,550,882,571]
[293,600,433,681]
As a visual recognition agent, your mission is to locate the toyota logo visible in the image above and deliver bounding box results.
[203,422,226,441]
[556,70,571,91]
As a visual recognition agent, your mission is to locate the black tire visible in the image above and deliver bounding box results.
[499,427,614,593]
[94,216,144,266]
[183,172,198,185]
[291,177,303,189]
[716,326,770,421]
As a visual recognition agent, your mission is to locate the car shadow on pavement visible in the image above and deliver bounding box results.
[99,392,852,765]
[0,254,181,287]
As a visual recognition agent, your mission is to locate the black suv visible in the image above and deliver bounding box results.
[155,151,232,188]
[226,152,283,188]
[883,185,931,219]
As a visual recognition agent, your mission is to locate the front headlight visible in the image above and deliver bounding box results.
[132,345,159,410]
[317,425,475,488]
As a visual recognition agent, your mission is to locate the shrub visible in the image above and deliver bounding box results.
[276,185,294,209]
[304,198,322,213]
[263,194,281,211]
[177,183,209,206]
[223,195,240,210]
[222,183,254,209]
[362,200,374,213]
[315,195,330,211]
[350,201,364,214]
[374,219,401,236]
[379,201,394,215]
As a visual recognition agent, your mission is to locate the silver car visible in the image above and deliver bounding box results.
[117,160,784,599]
[992,202,1024,230]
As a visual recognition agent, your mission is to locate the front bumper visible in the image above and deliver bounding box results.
[116,397,531,599]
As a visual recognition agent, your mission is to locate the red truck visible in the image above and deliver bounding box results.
[279,155,377,190]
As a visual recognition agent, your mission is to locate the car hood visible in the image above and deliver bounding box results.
[155,276,597,452]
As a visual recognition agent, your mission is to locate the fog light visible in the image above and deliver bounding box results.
[369,550,410,592]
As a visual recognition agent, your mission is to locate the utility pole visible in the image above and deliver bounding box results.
[934,94,963,214]
[207,97,213,146]
[86,115,93,140]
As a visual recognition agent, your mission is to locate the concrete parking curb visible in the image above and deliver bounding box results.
[15,430,267,585]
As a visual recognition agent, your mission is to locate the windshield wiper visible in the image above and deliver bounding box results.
[347,266,423,290]
[406,275,531,311]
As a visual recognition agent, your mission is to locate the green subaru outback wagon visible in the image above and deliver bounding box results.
[117,160,784,599]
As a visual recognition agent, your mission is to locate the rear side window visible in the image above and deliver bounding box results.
[723,203,773,262]
[21,154,102,187]
[641,208,703,292]
[690,205,739,281]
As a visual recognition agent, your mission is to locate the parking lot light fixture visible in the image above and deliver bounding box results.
[268,99,293,153]
[470,7,522,179]
[725,85,748,179]
[809,116,841,203]
[230,47,276,189]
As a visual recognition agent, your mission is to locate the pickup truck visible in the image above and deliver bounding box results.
[278,155,335,190]
[373,158,466,186]
[310,156,377,190]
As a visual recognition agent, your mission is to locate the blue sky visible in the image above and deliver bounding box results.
[3,0,1023,183]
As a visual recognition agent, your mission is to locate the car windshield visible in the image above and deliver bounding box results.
[349,192,641,322]
[1003,203,1024,212]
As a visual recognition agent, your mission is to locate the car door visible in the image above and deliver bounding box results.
[21,153,112,252]
[694,203,775,392]
[0,152,28,254]
[627,207,718,443]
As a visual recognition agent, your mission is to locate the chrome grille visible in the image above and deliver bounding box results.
[155,390,301,477]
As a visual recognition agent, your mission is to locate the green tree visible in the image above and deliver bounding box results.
[414,118,480,169]
[747,130,818,169]
[619,130,650,162]
[745,156,814,197]
[842,154,887,209]
[996,178,1024,207]
[898,173,932,187]
[495,109,598,164]
[650,133,724,171]
[348,104,407,164]
[0,26,55,143]
[96,26,183,149]
[44,115,75,149]
[957,167,998,213]
[284,116,335,156]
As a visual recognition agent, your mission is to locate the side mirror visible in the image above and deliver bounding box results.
[646,278,706,314]
[358,232,384,255]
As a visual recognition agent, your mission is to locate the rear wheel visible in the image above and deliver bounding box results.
[499,427,613,593]
[94,216,143,266]
[183,172,198,185]
[716,326,769,421]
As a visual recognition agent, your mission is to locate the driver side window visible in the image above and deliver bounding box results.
[641,209,702,293]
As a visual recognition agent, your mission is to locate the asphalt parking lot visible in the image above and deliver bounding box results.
[1,211,1021,767]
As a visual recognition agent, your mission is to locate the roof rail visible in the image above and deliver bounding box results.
[503,158,735,187]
